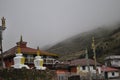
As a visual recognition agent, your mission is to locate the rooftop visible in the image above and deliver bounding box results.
[3,36,58,58]
[63,58,101,66]
[101,66,119,72]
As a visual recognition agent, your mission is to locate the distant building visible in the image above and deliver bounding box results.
[64,59,102,74]
[2,36,58,68]
[55,63,71,80]
[55,58,102,80]
[101,66,119,79]
[104,55,120,68]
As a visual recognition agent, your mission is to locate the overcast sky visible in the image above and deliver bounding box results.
[0,0,120,51]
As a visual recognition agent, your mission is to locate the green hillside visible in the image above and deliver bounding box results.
[47,25,120,63]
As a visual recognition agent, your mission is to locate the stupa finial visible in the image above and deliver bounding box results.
[17,43,21,54]
[37,46,40,56]
[20,35,23,42]
[92,36,95,49]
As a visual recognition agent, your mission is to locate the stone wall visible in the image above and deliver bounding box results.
[0,68,57,80]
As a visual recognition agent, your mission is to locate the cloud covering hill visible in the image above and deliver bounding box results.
[47,24,120,62]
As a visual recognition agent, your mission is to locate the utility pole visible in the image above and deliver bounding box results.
[0,17,6,69]
[85,48,92,80]
[91,37,97,79]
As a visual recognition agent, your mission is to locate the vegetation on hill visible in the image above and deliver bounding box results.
[47,24,120,63]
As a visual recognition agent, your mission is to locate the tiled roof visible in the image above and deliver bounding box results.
[54,63,70,69]
[101,66,119,72]
[2,38,58,59]
[105,55,120,60]
[3,46,58,58]
[63,58,101,66]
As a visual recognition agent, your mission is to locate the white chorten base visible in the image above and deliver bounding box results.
[12,64,29,69]
[34,56,46,70]
[35,66,46,70]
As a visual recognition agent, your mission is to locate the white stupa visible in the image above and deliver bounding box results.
[34,47,46,70]
[12,44,29,69]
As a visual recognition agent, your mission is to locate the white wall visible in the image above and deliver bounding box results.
[108,72,119,78]
[77,66,101,74]
[105,55,120,67]
[111,60,120,67]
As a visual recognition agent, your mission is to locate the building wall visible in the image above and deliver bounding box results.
[71,67,77,73]
[4,55,58,69]
[57,73,68,80]
[108,71,119,78]
[105,55,120,67]
[77,66,101,74]
[56,70,69,80]
[111,60,120,67]
[4,58,14,68]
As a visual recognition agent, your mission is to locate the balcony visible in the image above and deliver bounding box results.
[44,58,59,65]
[24,55,59,65]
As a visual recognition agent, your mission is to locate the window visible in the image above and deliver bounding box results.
[93,65,96,70]
[58,75,65,80]
[26,55,34,63]
[45,57,55,64]
[114,60,119,63]
[82,66,86,70]
[112,72,115,76]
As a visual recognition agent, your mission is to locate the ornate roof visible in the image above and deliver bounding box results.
[3,37,58,58]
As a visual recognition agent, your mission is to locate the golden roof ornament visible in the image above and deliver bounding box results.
[1,17,6,28]
[37,46,40,56]
[20,35,23,42]
[91,36,97,71]
[92,37,95,50]
[17,43,21,54]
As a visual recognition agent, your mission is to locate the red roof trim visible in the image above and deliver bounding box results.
[63,58,101,66]
[101,66,118,72]
[3,46,58,58]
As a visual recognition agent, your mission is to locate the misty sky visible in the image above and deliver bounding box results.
[0,0,120,51]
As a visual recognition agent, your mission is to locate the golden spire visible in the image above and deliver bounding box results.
[92,36,96,59]
[20,35,23,42]
[92,37,95,50]
[37,46,40,56]
[1,17,6,27]
[91,36,97,72]
[17,43,21,54]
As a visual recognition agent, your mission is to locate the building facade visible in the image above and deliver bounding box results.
[3,37,58,68]
[105,55,120,68]
[101,66,119,79]
[55,58,102,80]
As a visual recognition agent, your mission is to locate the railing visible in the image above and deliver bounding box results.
[105,56,120,60]
[44,58,59,65]
[25,58,58,65]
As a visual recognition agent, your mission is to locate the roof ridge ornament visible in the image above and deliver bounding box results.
[37,46,40,56]
[1,17,6,28]
[17,43,21,54]
[92,36,95,50]
[20,35,23,42]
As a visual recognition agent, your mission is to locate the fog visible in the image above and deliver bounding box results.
[0,0,120,51]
